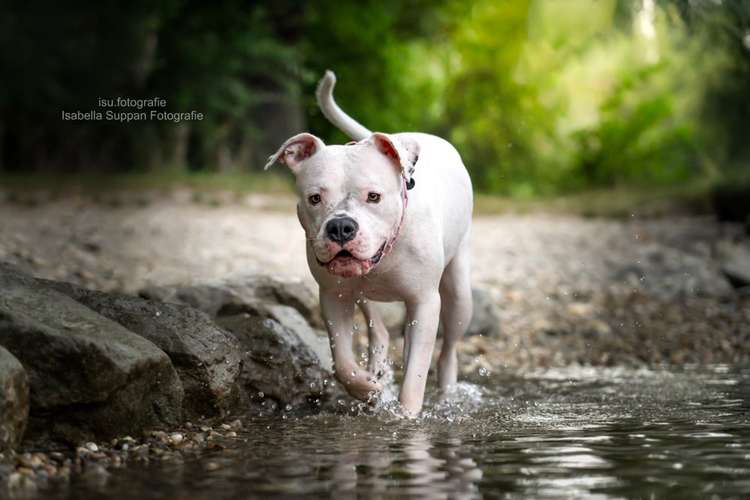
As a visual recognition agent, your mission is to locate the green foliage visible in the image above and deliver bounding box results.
[572,64,696,187]
[437,0,735,195]
[0,0,747,196]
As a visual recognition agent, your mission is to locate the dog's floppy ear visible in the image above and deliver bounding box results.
[264,133,325,173]
[370,133,420,183]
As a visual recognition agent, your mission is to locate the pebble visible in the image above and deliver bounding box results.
[168,433,184,445]
[3,418,249,491]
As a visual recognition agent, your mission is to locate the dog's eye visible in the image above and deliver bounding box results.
[367,192,381,203]
[308,194,321,205]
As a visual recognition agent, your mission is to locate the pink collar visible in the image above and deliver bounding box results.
[373,175,409,269]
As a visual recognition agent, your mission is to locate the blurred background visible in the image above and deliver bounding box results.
[1,0,748,215]
[2,4,750,495]
[0,0,749,393]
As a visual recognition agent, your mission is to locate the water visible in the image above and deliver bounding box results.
[33,366,750,499]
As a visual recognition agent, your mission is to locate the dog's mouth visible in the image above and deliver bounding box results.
[317,242,386,268]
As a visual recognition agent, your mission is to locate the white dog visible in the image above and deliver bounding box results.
[265,71,473,416]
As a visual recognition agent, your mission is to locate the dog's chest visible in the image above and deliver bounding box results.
[340,270,418,303]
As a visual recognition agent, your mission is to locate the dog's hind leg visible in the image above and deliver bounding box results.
[438,235,473,392]
[358,300,390,380]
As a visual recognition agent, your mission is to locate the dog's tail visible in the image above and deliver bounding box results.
[316,70,371,142]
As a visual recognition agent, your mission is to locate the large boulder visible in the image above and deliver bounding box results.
[0,265,183,442]
[43,281,243,418]
[217,315,336,408]
[140,275,322,327]
[141,277,344,409]
[139,277,333,376]
[0,346,29,450]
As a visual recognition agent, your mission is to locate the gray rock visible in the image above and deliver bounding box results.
[257,304,332,372]
[43,281,243,418]
[0,265,183,442]
[139,284,235,317]
[0,346,29,450]
[217,315,335,408]
[140,275,322,327]
[720,242,750,289]
[467,288,503,337]
[611,243,733,299]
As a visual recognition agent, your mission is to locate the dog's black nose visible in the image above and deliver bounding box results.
[325,217,358,245]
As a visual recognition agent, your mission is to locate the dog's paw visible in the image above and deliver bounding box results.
[335,365,384,402]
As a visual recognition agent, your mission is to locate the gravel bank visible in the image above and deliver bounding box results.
[1,193,748,369]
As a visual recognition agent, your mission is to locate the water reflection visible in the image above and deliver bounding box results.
[325,429,481,499]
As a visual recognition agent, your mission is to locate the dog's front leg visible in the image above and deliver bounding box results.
[321,289,383,402]
[400,292,441,416]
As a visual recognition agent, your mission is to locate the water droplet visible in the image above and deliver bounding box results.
[257,391,264,398]
[478,367,489,377]
[368,319,374,328]
[285,404,292,411]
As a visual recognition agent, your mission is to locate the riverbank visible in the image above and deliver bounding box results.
[1,193,748,369]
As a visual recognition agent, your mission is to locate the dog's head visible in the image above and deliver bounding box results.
[266,133,419,278]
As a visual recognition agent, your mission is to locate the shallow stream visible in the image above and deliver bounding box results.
[33,366,750,499]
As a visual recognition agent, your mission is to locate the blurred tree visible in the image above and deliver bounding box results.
[0,0,303,172]
[0,0,165,171]
[146,0,302,172]
[673,0,750,174]
[301,0,449,142]
[0,0,747,194]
